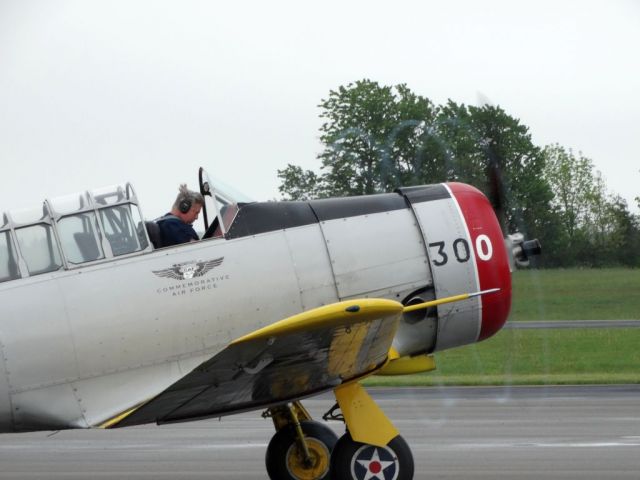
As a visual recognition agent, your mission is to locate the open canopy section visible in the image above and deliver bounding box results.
[198,167,255,237]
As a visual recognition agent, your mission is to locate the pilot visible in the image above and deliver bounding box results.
[156,184,204,247]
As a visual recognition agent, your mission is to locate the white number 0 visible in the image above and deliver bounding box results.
[475,234,493,261]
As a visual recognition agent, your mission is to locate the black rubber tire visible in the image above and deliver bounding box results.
[330,433,414,480]
[265,420,338,480]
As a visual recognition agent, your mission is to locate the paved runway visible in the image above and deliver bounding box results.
[0,385,638,479]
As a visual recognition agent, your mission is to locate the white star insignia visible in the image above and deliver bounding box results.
[356,447,396,480]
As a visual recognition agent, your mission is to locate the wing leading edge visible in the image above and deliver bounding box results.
[108,298,404,428]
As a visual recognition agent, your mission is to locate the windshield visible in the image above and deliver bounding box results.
[198,167,254,236]
[206,174,254,206]
[199,168,253,207]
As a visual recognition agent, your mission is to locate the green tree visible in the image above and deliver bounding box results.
[276,164,322,201]
[280,81,553,236]
[605,196,640,267]
[322,79,439,196]
[278,80,442,198]
[543,145,640,266]
[543,144,596,243]
[437,103,553,238]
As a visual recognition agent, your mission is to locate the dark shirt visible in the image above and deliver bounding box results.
[157,214,198,247]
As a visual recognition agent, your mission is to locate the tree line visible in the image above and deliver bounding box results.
[277,80,640,268]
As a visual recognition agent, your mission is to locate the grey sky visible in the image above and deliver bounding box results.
[1,0,639,223]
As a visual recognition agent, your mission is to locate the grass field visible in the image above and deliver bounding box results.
[511,268,640,321]
[366,268,640,386]
[366,327,640,386]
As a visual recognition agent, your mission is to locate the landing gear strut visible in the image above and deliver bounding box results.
[329,382,414,480]
[264,382,415,480]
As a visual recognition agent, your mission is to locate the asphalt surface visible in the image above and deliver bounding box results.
[0,385,638,479]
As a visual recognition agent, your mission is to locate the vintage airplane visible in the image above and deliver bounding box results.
[0,167,539,480]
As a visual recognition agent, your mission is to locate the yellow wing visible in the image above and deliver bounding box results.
[107,298,404,428]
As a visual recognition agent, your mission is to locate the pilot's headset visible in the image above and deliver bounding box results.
[178,196,192,214]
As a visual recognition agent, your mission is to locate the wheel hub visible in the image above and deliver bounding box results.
[286,438,331,480]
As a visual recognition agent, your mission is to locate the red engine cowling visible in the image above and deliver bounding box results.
[396,182,512,354]
[447,183,512,341]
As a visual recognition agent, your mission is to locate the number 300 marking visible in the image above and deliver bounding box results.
[428,235,494,266]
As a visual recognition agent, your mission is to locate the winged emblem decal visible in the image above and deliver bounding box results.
[153,257,224,280]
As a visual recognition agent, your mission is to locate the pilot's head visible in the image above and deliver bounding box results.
[172,184,204,224]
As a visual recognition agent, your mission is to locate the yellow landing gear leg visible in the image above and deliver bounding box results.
[330,382,415,480]
[264,401,338,480]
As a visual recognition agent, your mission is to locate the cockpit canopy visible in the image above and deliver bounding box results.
[0,183,150,283]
